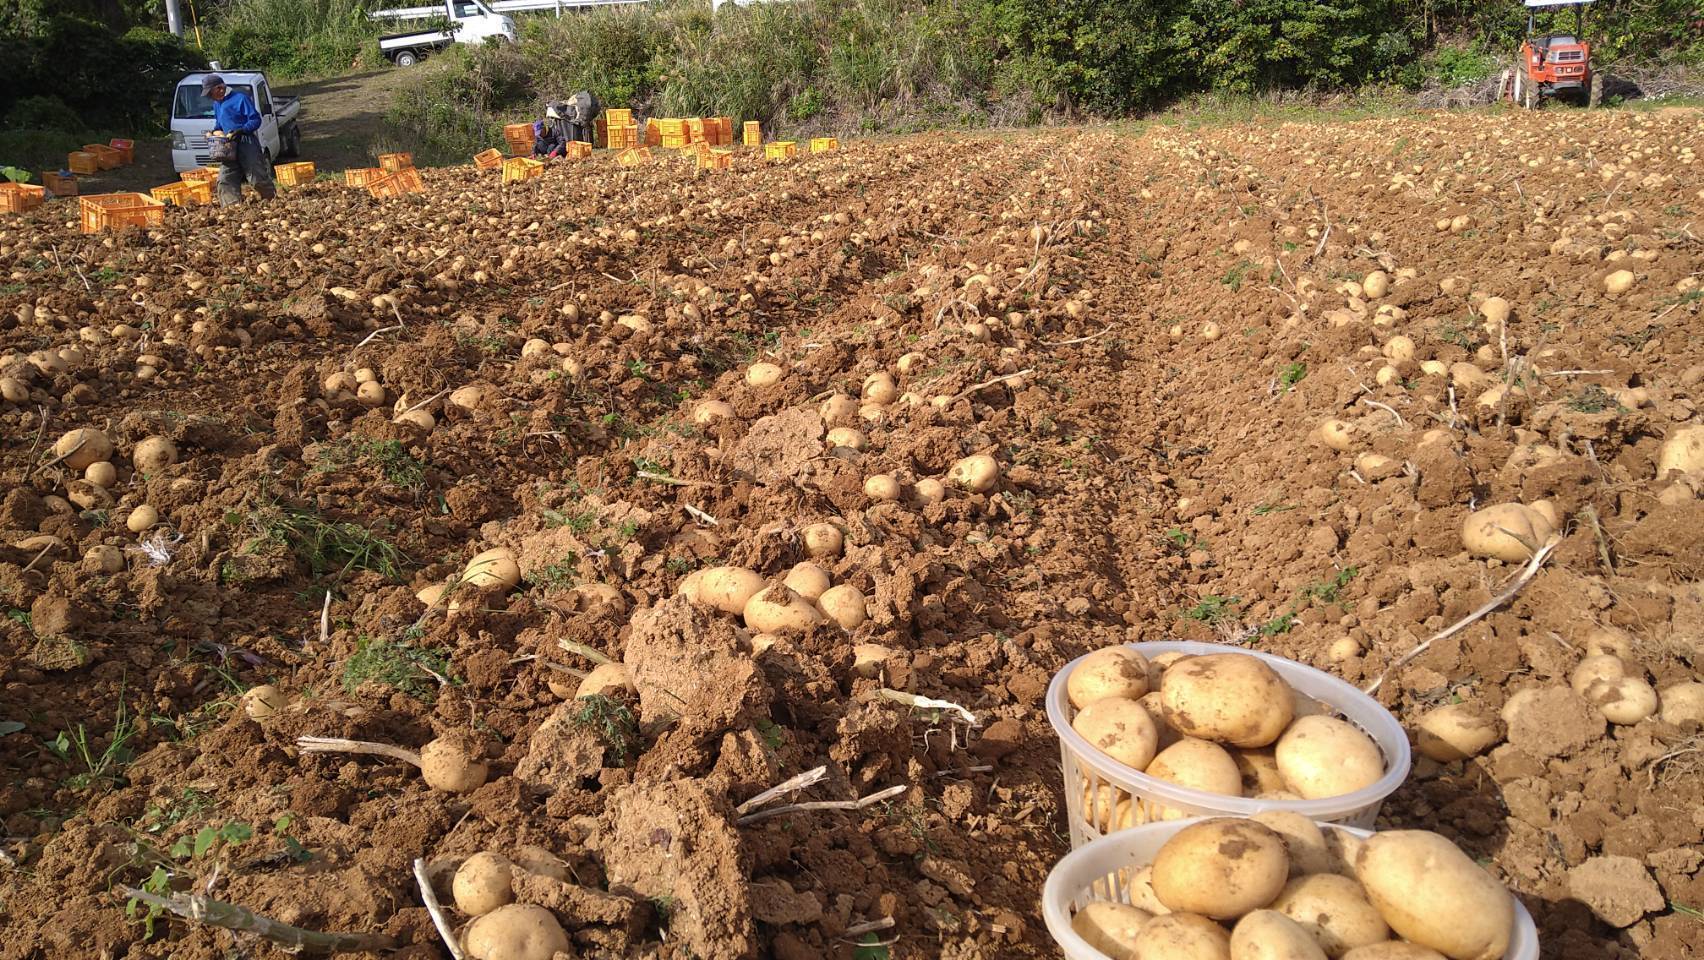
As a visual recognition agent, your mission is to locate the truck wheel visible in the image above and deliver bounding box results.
[395,50,420,67]
[281,125,301,159]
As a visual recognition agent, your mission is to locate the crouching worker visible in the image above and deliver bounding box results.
[204,74,276,206]
[533,105,568,160]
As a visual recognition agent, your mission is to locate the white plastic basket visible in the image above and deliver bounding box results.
[1046,641,1411,847]
[1042,818,1539,960]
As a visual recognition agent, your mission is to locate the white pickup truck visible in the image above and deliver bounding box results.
[169,71,302,173]
[372,0,518,67]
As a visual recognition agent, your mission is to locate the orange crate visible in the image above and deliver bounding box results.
[765,141,797,161]
[42,172,77,197]
[743,121,761,147]
[474,147,504,170]
[616,147,652,167]
[367,168,425,197]
[79,193,166,234]
[698,149,733,172]
[564,141,593,159]
[645,119,661,147]
[501,157,543,184]
[711,117,733,143]
[150,180,213,207]
[504,122,534,141]
[68,152,100,175]
[505,136,533,157]
[149,182,189,205]
[0,183,46,213]
[345,167,384,187]
[182,167,220,184]
[82,145,123,170]
[276,161,316,187]
[108,139,136,164]
[379,152,414,172]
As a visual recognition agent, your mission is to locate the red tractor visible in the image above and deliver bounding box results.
[1509,0,1595,108]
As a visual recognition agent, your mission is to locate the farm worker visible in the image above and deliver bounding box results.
[563,90,601,144]
[203,74,276,206]
[533,105,568,160]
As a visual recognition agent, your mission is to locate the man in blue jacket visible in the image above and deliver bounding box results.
[204,74,277,205]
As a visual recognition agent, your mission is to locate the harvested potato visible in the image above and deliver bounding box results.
[54,428,114,470]
[827,426,868,450]
[1580,626,1634,660]
[1146,738,1243,800]
[819,393,858,423]
[241,684,286,721]
[1584,675,1658,724]
[84,544,124,574]
[453,851,515,916]
[1231,909,1329,960]
[1317,420,1355,452]
[862,372,898,404]
[864,474,902,502]
[817,583,868,630]
[1154,818,1289,919]
[1162,654,1294,747]
[1275,717,1384,799]
[1569,654,1626,696]
[1356,831,1513,960]
[84,461,117,488]
[783,562,831,600]
[574,662,635,699]
[1414,703,1502,762]
[464,903,571,960]
[1251,810,1335,877]
[1068,646,1152,709]
[462,548,520,589]
[948,453,999,492]
[745,362,783,387]
[1270,873,1389,956]
[852,643,891,679]
[1133,912,1232,960]
[1073,697,1160,771]
[914,477,946,505]
[1659,682,1704,726]
[692,400,734,425]
[744,583,824,633]
[1235,748,1288,796]
[419,738,489,793]
[1460,502,1556,562]
[127,504,160,533]
[802,523,844,558]
[1657,424,1704,477]
[695,566,764,615]
[1072,901,1151,959]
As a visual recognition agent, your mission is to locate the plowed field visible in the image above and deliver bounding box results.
[1,107,1700,960]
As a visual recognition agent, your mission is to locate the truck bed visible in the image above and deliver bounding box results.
[380,29,452,48]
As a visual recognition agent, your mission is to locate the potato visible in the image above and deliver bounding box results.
[948,453,999,492]
[127,504,160,533]
[0,377,28,403]
[357,381,387,407]
[819,393,858,424]
[692,400,735,425]
[1569,654,1626,696]
[55,428,114,470]
[1340,945,1447,960]
[397,410,436,432]
[84,544,124,574]
[1133,913,1232,960]
[782,562,831,600]
[241,684,286,721]
[1146,738,1242,798]
[745,362,783,387]
[453,851,515,916]
[1154,818,1289,918]
[1251,810,1335,877]
[1270,873,1389,956]
[1317,420,1355,452]
[827,426,868,451]
[802,523,844,558]
[1141,692,1182,750]
[744,584,824,633]
[1068,646,1152,709]
[864,474,902,502]
[419,738,489,793]
[1460,503,1556,562]
[1082,782,1136,833]
[1584,675,1658,724]
[1072,901,1151,959]
[574,662,635,699]
[1275,717,1384,799]
[462,548,521,590]
[1231,910,1329,960]
[1072,697,1160,771]
[1580,626,1633,660]
[1657,424,1704,477]
[695,566,764,615]
[1235,748,1288,796]
[1161,654,1294,748]
[1660,681,1704,726]
[914,477,946,505]
[84,461,117,488]
[862,372,898,404]
[1355,831,1513,960]
[1127,864,1171,915]
[1413,703,1502,762]
[1363,271,1391,300]
[1603,269,1635,294]
[464,903,571,960]
[852,643,891,679]
[818,583,868,630]
[1324,831,1365,880]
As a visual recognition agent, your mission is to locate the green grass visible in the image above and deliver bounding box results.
[341,637,452,701]
[526,555,580,589]
[570,695,639,766]
[1278,362,1308,391]
[45,698,137,791]
[1182,595,1240,624]
[1304,567,1359,607]
[254,505,407,582]
[1566,384,1622,414]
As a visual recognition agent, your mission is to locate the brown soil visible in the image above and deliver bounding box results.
[1,107,1700,960]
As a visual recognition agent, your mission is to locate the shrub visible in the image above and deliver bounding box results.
[206,0,383,78]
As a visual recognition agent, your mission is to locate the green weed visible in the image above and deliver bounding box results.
[253,506,407,582]
[341,637,452,702]
[46,698,136,791]
[1182,595,1240,624]
[570,695,639,766]
[1279,362,1307,390]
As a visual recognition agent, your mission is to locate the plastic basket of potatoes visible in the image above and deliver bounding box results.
[1042,815,1539,960]
[1046,641,1411,847]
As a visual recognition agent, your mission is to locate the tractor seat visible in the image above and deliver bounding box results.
[1532,34,1579,50]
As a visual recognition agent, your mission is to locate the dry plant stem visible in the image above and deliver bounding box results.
[736,784,908,825]
[354,324,403,349]
[682,503,719,526]
[1043,326,1112,347]
[1365,537,1560,695]
[1359,397,1405,426]
[1580,505,1615,574]
[296,736,422,767]
[950,368,1036,404]
[736,765,828,815]
[557,640,614,666]
[842,917,896,939]
[319,590,331,644]
[413,857,466,960]
[36,434,85,473]
[19,542,59,576]
[118,887,395,954]
[393,389,448,420]
[636,470,713,487]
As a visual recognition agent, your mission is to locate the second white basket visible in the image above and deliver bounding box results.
[1045,640,1412,847]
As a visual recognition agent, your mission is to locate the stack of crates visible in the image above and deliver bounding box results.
[810,137,839,154]
[501,157,544,184]
[657,118,689,150]
[345,168,385,188]
[645,119,662,148]
[765,141,798,162]
[743,121,762,147]
[606,108,633,127]
[606,123,640,150]
[82,145,124,170]
[474,148,504,171]
[686,118,706,145]
[79,193,166,234]
[710,117,734,146]
[378,152,414,173]
[41,172,77,198]
[276,161,316,187]
[182,167,221,185]
[504,122,535,156]
[0,183,46,214]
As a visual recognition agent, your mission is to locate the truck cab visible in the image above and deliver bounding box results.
[372,0,518,66]
[170,71,302,173]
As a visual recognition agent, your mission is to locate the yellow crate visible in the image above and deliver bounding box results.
[182,167,221,184]
[616,147,652,167]
[367,167,426,198]
[686,118,705,142]
[150,180,214,207]
[474,147,504,170]
[276,161,316,187]
[379,152,414,172]
[68,152,100,175]
[765,141,797,161]
[743,121,762,147]
[656,118,687,137]
[345,167,385,187]
[698,149,734,172]
[149,182,189,205]
[660,134,689,149]
[0,183,46,214]
[501,157,544,184]
[810,137,839,153]
[79,193,166,234]
[564,141,593,159]
[605,108,633,125]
